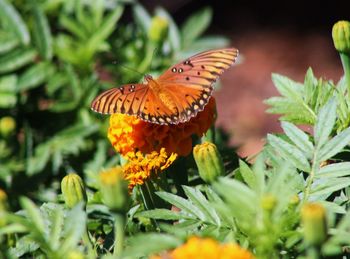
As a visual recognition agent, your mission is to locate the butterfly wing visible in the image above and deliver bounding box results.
[157,48,239,123]
[91,83,175,124]
[91,84,149,115]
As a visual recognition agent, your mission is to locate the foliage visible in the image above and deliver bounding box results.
[1,0,350,258]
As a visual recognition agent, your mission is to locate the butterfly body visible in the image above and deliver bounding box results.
[91,48,239,125]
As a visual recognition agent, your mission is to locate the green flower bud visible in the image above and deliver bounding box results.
[301,203,327,246]
[0,116,16,137]
[99,167,130,213]
[148,16,169,43]
[61,173,87,209]
[193,142,224,183]
[261,194,277,212]
[332,21,350,54]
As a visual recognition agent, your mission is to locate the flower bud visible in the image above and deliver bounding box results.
[0,189,8,227]
[99,167,130,213]
[0,116,16,137]
[61,173,87,209]
[332,21,350,54]
[67,250,84,259]
[301,203,327,246]
[148,16,169,43]
[193,142,224,183]
[261,194,277,212]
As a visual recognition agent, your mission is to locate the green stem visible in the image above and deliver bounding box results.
[303,152,319,203]
[113,213,125,257]
[340,53,350,100]
[138,42,156,74]
[306,246,321,259]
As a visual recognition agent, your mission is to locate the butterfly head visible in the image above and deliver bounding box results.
[144,74,153,83]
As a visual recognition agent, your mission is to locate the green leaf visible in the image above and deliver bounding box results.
[123,234,181,258]
[182,186,221,225]
[132,4,151,32]
[317,127,350,161]
[19,197,45,234]
[314,98,337,150]
[0,0,30,45]
[304,67,317,104]
[213,178,258,217]
[239,160,257,190]
[17,62,55,91]
[281,121,314,159]
[0,74,17,107]
[0,48,36,74]
[136,209,195,221]
[61,203,86,254]
[310,177,350,198]
[0,33,19,54]
[181,7,212,48]
[87,5,124,52]
[156,192,205,221]
[317,162,350,178]
[267,134,311,172]
[32,5,53,60]
[318,201,346,214]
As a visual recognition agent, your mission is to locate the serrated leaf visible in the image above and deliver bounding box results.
[314,98,337,149]
[239,160,257,190]
[0,0,30,45]
[136,209,194,221]
[317,127,350,161]
[317,162,350,178]
[19,197,45,234]
[310,177,350,198]
[156,192,205,221]
[32,5,52,60]
[213,178,257,216]
[267,134,311,172]
[182,186,220,225]
[181,7,212,48]
[281,121,314,159]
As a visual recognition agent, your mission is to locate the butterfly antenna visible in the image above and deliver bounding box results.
[112,60,144,77]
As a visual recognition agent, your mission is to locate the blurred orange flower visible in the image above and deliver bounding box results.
[153,236,255,259]
[123,148,177,190]
[108,98,216,157]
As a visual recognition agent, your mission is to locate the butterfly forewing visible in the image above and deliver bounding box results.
[91,84,148,115]
[156,48,239,122]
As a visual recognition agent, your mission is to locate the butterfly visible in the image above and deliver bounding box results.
[91,48,239,125]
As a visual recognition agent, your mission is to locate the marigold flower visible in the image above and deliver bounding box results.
[153,236,255,259]
[123,148,177,190]
[108,98,216,157]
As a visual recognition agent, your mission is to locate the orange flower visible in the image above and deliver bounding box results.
[108,98,216,157]
[152,236,255,259]
[123,148,177,190]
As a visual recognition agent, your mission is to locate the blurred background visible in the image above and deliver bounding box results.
[0,0,348,196]
[144,0,348,156]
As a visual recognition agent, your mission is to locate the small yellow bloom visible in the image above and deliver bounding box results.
[0,116,16,137]
[153,236,254,259]
[123,148,177,190]
[332,20,350,54]
[301,203,327,246]
[148,16,169,42]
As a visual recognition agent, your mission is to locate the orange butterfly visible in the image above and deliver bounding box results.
[91,48,239,125]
